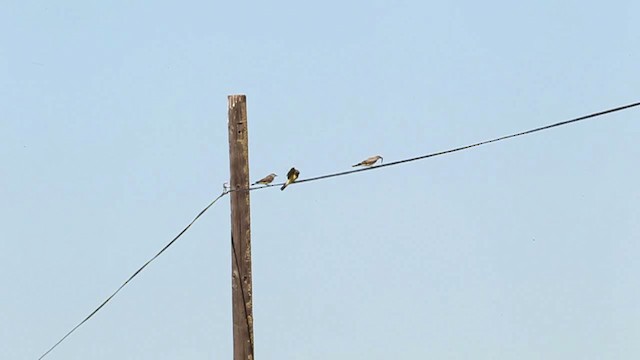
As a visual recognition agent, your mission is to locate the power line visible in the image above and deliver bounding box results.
[38,192,228,360]
[37,100,640,358]
[247,100,640,191]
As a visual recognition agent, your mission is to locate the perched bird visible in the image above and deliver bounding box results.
[281,167,300,191]
[222,182,230,193]
[252,173,277,186]
[352,155,383,167]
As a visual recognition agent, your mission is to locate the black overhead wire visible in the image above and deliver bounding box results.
[246,100,640,191]
[38,192,228,360]
[38,100,640,358]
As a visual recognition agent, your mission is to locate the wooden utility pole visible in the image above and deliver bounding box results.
[227,95,254,360]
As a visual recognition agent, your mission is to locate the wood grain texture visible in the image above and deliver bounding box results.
[228,95,254,360]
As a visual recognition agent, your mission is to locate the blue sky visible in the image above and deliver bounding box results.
[2,1,639,359]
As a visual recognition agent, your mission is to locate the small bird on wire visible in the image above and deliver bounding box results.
[223,182,230,193]
[281,167,300,191]
[252,173,277,186]
[352,155,383,167]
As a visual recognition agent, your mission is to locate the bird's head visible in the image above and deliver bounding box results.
[271,173,278,177]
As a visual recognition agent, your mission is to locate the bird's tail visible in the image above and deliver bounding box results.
[280,182,288,191]
[352,163,361,167]
[251,182,257,186]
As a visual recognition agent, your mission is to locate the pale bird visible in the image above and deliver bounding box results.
[281,167,300,191]
[223,182,230,192]
[352,155,383,167]
[252,173,277,186]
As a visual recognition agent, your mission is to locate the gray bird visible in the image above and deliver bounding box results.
[252,173,277,186]
[352,155,383,167]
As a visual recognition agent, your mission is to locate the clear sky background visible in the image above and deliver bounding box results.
[2,1,639,359]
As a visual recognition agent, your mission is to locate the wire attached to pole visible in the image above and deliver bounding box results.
[38,192,228,360]
[246,100,640,191]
